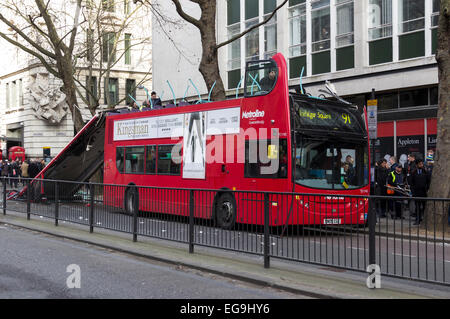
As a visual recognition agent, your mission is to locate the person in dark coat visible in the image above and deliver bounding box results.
[411,159,430,225]
[28,160,39,179]
[404,154,417,217]
[375,159,389,218]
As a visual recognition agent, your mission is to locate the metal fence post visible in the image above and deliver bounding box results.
[54,181,59,226]
[2,177,6,215]
[264,193,270,269]
[132,185,138,242]
[189,190,194,254]
[27,180,31,220]
[89,183,95,233]
[368,196,376,266]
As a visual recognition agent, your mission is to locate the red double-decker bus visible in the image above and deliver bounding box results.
[103,53,370,228]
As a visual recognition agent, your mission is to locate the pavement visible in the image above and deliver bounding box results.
[0,210,449,299]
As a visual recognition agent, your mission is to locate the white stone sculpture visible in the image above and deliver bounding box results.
[28,73,68,124]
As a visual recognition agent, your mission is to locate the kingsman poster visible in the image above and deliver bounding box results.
[183,111,206,179]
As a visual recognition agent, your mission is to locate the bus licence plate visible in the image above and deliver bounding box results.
[323,218,342,225]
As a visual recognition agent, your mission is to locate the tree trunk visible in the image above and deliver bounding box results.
[425,1,450,232]
[59,58,85,132]
[198,0,226,101]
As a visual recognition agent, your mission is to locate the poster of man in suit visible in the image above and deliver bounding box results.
[183,111,206,179]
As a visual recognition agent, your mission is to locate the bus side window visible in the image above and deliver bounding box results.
[146,145,156,174]
[157,145,180,175]
[116,147,124,173]
[125,146,145,174]
[244,139,287,178]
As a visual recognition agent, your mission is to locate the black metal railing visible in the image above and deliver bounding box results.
[1,176,449,286]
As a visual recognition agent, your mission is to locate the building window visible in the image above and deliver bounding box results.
[399,0,424,33]
[227,23,241,89]
[311,0,331,74]
[125,79,136,105]
[336,0,354,47]
[86,76,97,104]
[336,0,354,70]
[430,86,438,105]
[104,78,118,105]
[18,79,23,106]
[124,33,131,65]
[263,0,277,59]
[102,0,114,12]
[124,0,130,15]
[432,0,440,26]
[228,0,240,25]
[368,0,392,40]
[368,0,392,65]
[227,0,241,89]
[5,83,10,109]
[311,0,330,52]
[431,0,440,54]
[11,81,17,108]
[288,1,306,78]
[102,32,116,62]
[398,0,425,60]
[245,0,259,61]
[399,88,428,108]
[245,17,260,61]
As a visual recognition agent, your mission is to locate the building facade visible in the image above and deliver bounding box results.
[0,0,152,160]
[153,0,440,162]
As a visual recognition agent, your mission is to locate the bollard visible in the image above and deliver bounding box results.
[2,177,6,215]
[264,193,270,268]
[189,190,194,254]
[55,181,59,226]
[89,183,95,233]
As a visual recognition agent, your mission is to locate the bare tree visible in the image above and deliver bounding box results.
[0,0,152,131]
[426,0,450,232]
[137,0,288,101]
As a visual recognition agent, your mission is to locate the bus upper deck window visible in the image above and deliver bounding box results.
[244,60,278,97]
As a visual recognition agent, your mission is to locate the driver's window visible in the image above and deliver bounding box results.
[244,60,278,97]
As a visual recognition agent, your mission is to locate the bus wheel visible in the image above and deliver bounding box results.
[124,186,138,216]
[216,193,236,230]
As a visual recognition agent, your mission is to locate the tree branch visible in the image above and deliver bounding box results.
[171,0,201,29]
[0,31,59,77]
[0,12,57,59]
[216,0,288,50]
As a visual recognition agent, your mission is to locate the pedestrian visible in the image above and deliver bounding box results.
[0,160,8,186]
[28,160,39,179]
[151,91,162,107]
[375,159,389,218]
[411,159,430,225]
[405,154,417,217]
[387,165,405,219]
[389,156,398,172]
[10,159,19,188]
[21,159,29,184]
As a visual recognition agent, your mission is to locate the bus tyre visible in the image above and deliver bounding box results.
[216,193,236,230]
[125,186,139,216]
